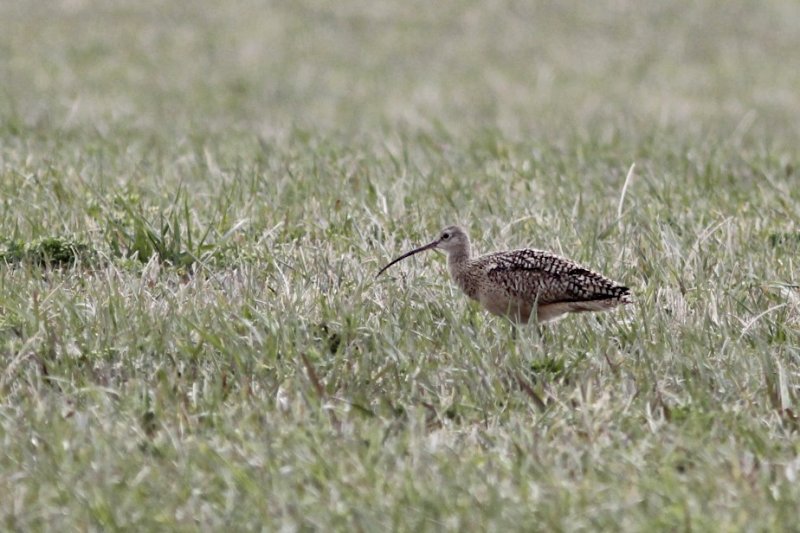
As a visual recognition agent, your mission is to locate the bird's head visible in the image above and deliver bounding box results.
[376,225,470,277]
[432,225,469,254]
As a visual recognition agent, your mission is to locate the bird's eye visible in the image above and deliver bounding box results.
[442,232,450,240]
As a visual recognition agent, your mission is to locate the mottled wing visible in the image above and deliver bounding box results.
[483,249,631,304]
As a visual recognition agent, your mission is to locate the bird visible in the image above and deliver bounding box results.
[376,225,632,323]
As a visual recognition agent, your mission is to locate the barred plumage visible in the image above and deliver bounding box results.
[377,225,632,323]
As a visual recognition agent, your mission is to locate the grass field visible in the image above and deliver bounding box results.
[1,1,799,530]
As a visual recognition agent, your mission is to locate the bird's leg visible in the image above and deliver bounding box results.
[536,323,547,346]
[528,306,545,346]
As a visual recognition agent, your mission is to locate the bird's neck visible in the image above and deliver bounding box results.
[447,244,477,299]
[447,244,471,271]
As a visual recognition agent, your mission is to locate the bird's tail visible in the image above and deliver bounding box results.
[618,287,633,304]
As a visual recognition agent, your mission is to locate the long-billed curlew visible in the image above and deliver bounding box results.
[377,225,632,323]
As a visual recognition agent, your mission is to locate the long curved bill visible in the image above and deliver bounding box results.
[376,240,439,277]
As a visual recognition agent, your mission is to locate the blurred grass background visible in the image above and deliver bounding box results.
[3,1,800,139]
[1,1,799,531]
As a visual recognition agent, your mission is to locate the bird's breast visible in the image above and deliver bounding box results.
[449,265,480,301]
